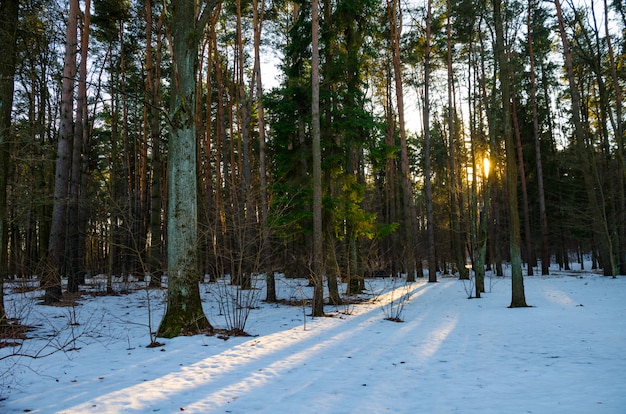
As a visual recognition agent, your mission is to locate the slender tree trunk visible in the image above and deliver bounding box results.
[493,0,527,307]
[120,31,133,280]
[311,0,324,317]
[477,162,491,297]
[0,0,19,322]
[446,1,467,280]
[235,0,253,288]
[469,86,480,295]
[384,73,398,276]
[157,0,215,338]
[68,0,91,292]
[511,95,534,276]
[146,1,164,286]
[252,0,275,301]
[77,1,92,285]
[201,36,214,281]
[212,27,226,279]
[388,0,419,281]
[424,0,436,283]
[478,25,502,277]
[527,0,549,275]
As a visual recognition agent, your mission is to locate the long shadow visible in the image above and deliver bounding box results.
[28,279,461,413]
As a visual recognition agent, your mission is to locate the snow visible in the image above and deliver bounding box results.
[1,268,626,413]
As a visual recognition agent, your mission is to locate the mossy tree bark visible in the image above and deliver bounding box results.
[157,0,216,338]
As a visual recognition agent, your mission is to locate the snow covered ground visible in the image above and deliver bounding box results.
[1,267,625,413]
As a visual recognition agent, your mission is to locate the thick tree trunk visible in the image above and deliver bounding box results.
[157,0,214,338]
[46,0,80,304]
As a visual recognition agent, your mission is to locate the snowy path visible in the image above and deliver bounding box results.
[2,274,626,413]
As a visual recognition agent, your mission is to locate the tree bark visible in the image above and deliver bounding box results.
[146,0,165,286]
[157,0,215,338]
[0,0,19,322]
[311,0,324,317]
[493,0,528,307]
[527,0,549,275]
[511,94,534,276]
[68,0,91,292]
[46,0,80,304]
[446,0,468,280]
[424,0,436,283]
[388,0,419,281]
[252,0,275,300]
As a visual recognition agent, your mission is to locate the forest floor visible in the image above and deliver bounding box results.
[1,265,625,413]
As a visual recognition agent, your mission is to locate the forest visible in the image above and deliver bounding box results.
[0,0,624,336]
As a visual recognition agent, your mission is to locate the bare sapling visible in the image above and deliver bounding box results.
[368,275,411,322]
[207,275,260,336]
[460,260,479,299]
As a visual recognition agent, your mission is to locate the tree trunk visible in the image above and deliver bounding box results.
[252,0,272,295]
[68,0,91,293]
[0,0,19,323]
[511,94,534,276]
[384,71,399,276]
[157,0,215,338]
[46,0,80,304]
[446,1,468,280]
[424,0,436,283]
[235,0,253,288]
[311,0,324,317]
[527,0,549,275]
[212,26,226,280]
[493,0,528,307]
[145,1,164,286]
[388,0,419,281]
